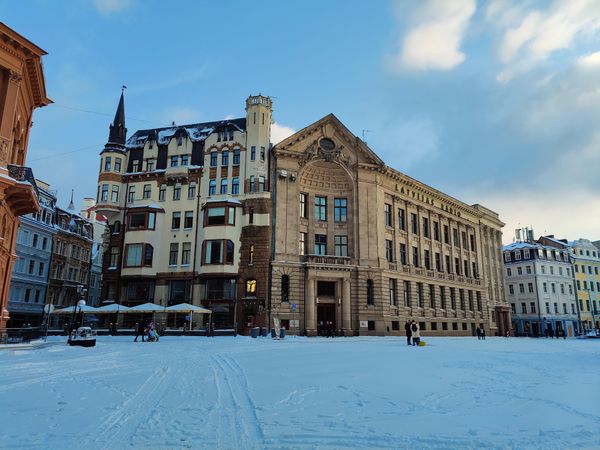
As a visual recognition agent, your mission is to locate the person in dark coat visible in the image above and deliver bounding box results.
[481,327,486,340]
[405,320,412,346]
[476,327,481,340]
[134,322,145,342]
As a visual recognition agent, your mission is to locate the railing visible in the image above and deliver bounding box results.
[0,327,44,345]
[304,255,351,265]
[7,165,38,197]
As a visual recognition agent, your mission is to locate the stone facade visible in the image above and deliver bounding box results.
[270,114,510,336]
[0,22,51,327]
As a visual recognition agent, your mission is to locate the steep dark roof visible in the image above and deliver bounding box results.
[108,92,127,146]
[126,118,246,149]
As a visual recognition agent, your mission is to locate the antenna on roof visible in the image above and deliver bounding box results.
[362,129,373,143]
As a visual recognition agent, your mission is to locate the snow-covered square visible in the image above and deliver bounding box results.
[1,336,599,449]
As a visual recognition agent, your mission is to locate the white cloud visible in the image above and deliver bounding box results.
[92,0,134,15]
[393,0,476,71]
[271,122,295,144]
[576,50,600,68]
[471,187,600,245]
[488,0,600,81]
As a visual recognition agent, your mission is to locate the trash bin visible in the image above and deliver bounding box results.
[280,328,286,339]
[251,327,259,338]
[261,328,268,337]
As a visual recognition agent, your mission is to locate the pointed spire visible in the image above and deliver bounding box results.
[67,189,75,211]
[108,87,127,146]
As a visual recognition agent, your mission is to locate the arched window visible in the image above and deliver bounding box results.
[112,220,121,234]
[366,279,374,305]
[281,275,289,303]
[246,279,257,296]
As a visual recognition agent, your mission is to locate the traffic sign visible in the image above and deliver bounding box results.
[291,303,297,312]
[44,304,55,314]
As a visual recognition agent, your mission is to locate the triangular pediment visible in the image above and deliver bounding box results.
[273,114,385,169]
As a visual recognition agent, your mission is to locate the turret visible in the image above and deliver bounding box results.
[245,95,272,193]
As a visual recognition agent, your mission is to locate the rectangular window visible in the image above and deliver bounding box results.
[250,146,256,161]
[476,292,482,311]
[389,279,397,306]
[233,148,240,165]
[258,176,265,192]
[300,193,308,218]
[173,183,181,200]
[206,207,226,225]
[464,260,469,277]
[180,155,189,166]
[454,257,461,275]
[210,152,217,167]
[172,212,181,229]
[331,235,347,257]
[298,233,307,255]
[221,151,229,166]
[132,160,140,172]
[260,146,265,161]
[315,196,327,221]
[384,204,392,227]
[443,225,449,244]
[315,234,327,255]
[125,244,143,267]
[128,186,135,203]
[32,234,38,248]
[101,184,109,202]
[470,234,476,251]
[169,243,179,266]
[423,217,430,238]
[445,255,451,273]
[143,184,151,199]
[453,228,459,247]
[403,281,410,306]
[433,221,440,241]
[159,184,166,201]
[170,155,179,167]
[145,159,154,172]
[203,240,234,265]
[472,262,478,278]
[412,246,419,267]
[411,213,418,234]
[114,158,121,172]
[104,156,111,172]
[519,283,525,294]
[440,286,446,309]
[111,185,119,202]
[232,178,239,195]
[398,209,405,231]
[209,179,216,195]
[399,243,407,265]
[416,283,423,308]
[42,237,48,250]
[429,284,435,308]
[424,250,431,270]
[435,252,441,271]
[334,198,347,223]
[385,239,394,262]
[450,288,456,310]
[529,302,536,313]
[184,211,193,229]
[462,231,467,250]
[188,182,196,199]
[299,232,307,255]
[181,242,191,265]
[220,178,228,194]
[109,246,119,268]
[528,283,534,293]
[38,262,44,276]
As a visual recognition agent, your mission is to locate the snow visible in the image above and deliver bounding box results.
[0,337,598,449]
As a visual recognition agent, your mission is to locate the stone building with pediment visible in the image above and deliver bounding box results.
[270,114,510,336]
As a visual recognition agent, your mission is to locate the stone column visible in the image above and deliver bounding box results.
[305,274,315,335]
[342,277,351,335]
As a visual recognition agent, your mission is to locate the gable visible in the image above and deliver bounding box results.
[273,114,385,169]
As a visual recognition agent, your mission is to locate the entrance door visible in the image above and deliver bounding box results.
[317,303,336,336]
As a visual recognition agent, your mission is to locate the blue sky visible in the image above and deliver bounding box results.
[3,0,600,242]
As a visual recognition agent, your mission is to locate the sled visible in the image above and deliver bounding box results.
[418,341,426,347]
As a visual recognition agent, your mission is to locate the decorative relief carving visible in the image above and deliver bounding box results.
[8,70,22,85]
[0,137,9,164]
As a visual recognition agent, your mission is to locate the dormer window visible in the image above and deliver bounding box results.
[177,136,183,146]
[146,159,155,172]
[132,160,140,172]
[170,156,179,167]
[181,155,189,166]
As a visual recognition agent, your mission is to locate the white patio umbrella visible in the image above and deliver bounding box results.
[94,303,131,313]
[165,303,211,331]
[125,302,166,313]
[52,305,98,314]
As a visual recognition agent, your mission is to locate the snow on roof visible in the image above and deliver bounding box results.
[127,203,163,210]
[204,198,242,205]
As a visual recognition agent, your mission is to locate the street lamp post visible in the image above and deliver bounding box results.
[68,285,86,344]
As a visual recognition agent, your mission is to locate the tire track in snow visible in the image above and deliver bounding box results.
[209,353,264,449]
[81,365,171,450]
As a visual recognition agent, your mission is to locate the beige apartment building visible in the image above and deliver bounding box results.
[95,94,272,332]
[269,115,509,336]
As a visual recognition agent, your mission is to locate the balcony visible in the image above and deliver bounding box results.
[304,255,351,266]
[3,165,39,216]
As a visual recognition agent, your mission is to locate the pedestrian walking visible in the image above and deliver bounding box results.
[405,320,412,346]
[476,327,481,340]
[134,322,145,342]
[481,327,486,340]
[411,321,420,346]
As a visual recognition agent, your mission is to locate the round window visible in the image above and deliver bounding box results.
[319,138,335,151]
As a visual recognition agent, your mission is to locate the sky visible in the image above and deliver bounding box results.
[2,0,599,244]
